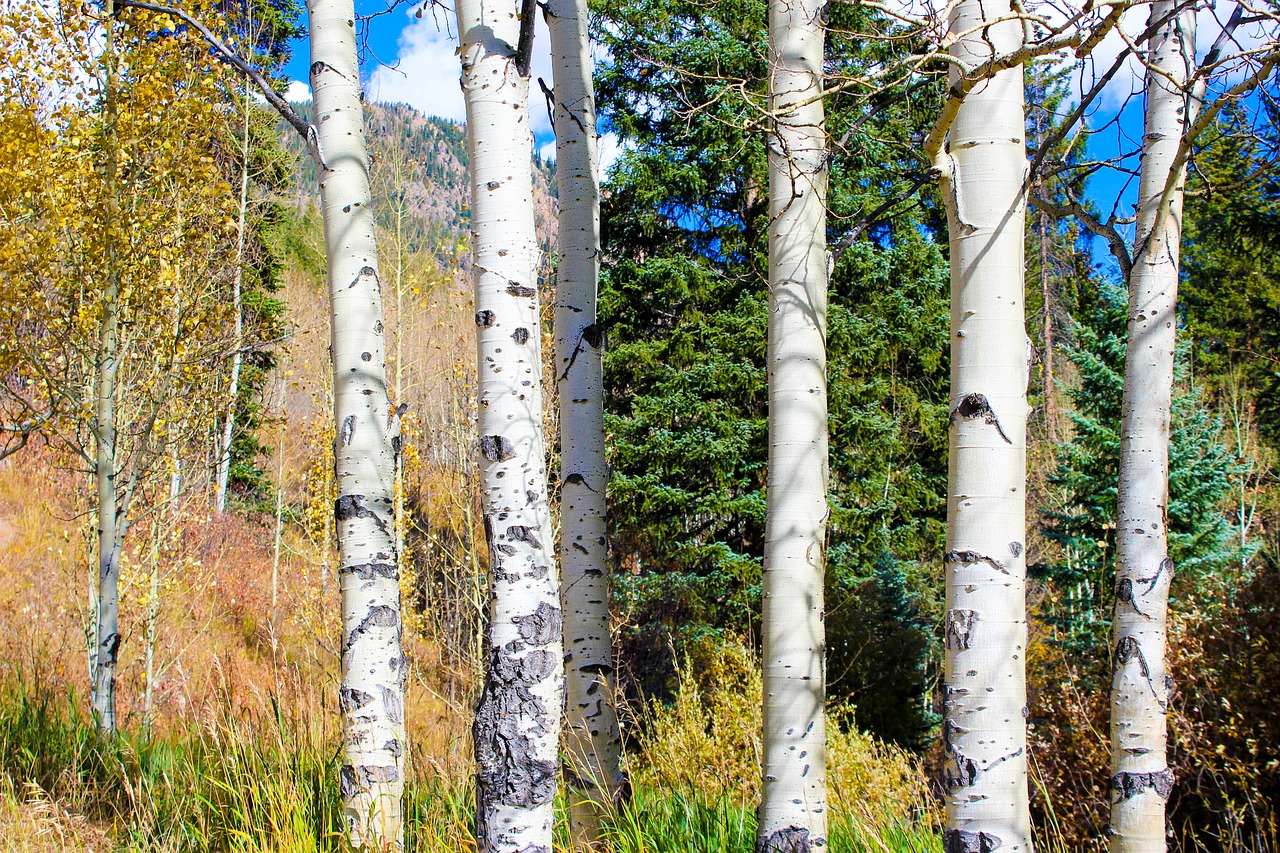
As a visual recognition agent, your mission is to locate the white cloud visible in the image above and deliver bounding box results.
[367,8,556,138]
[285,79,312,103]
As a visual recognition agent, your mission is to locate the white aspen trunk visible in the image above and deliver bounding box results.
[455,3,563,850]
[92,8,123,735]
[213,21,252,515]
[758,0,829,849]
[546,0,623,846]
[936,2,1032,851]
[307,0,405,844]
[1109,4,1196,850]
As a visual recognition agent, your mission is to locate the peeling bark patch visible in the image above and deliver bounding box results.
[945,609,977,650]
[344,605,399,653]
[943,829,1002,853]
[340,763,400,800]
[506,283,537,298]
[340,414,356,447]
[473,642,558,809]
[340,687,374,712]
[945,549,1008,574]
[949,393,1013,444]
[480,434,515,462]
[512,327,530,344]
[513,602,561,646]
[1111,769,1174,801]
[475,310,495,327]
[758,826,814,853]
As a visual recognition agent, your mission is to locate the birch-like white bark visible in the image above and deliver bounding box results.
[455,3,563,851]
[308,0,405,844]
[758,0,829,849]
[1109,4,1196,849]
[546,0,623,845]
[937,2,1031,851]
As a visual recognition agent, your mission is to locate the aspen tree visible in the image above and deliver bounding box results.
[307,0,405,843]
[1109,3,1196,849]
[454,2,562,851]
[934,1,1032,850]
[757,0,829,850]
[545,0,624,845]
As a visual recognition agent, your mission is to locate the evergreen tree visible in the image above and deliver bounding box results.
[594,0,950,746]
[1039,280,1247,654]
[1181,103,1280,440]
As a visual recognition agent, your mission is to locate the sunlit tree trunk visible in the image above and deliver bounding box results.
[1109,4,1196,850]
[546,0,623,846]
[308,0,405,844]
[757,0,829,850]
[455,2,562,850]
[936,2,1031,851]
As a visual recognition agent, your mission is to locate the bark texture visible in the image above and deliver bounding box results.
[757,0,829,849]
[546,0,625,846]
[1109,4,1196,850]
[308,0,405,843]
[936,2,1031,851]
[455,2,563,850]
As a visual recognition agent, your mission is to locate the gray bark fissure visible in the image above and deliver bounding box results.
[944,829,1004,853]
[758,826,818,853]
[474,642,559,808]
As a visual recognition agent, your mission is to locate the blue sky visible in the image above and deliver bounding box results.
[275,0,1263,272]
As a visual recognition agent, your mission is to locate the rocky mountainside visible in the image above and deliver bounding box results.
[281,100,558,267]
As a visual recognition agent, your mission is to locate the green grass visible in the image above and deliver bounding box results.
[0,677,941,852]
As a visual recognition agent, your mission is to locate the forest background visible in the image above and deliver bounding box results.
[0,0,1278,850]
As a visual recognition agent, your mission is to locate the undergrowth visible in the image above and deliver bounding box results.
[0,665,943,852]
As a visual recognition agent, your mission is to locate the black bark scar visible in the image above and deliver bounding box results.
[757,826,818,853]
[1111,769,1174,801]
[943,829,1003,853]
[558,323,604,381]
[334,494,391,537]
[945,549,1008,575]
[949,392,1013,444]
[474,641,558,811]
[1115,557,1172,619]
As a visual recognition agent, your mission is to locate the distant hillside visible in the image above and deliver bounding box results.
[280,101,557,266]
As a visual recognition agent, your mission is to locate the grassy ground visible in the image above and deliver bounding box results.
[0,674,940,852]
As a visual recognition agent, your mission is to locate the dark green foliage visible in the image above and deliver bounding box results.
[1037,281,1247,652]
[594,0,949,745]
[1181,103,1280,439]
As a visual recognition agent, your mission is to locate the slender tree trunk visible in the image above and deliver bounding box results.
[546,0,623,846]
[213,20,252,515]
[455,3,562,849]
[307,0,405,843]
[1109,4,1196,850]
[757,0,829,850]
[1039,211,1056,441]
[936,2,1032,851]
[92,4,123,735]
